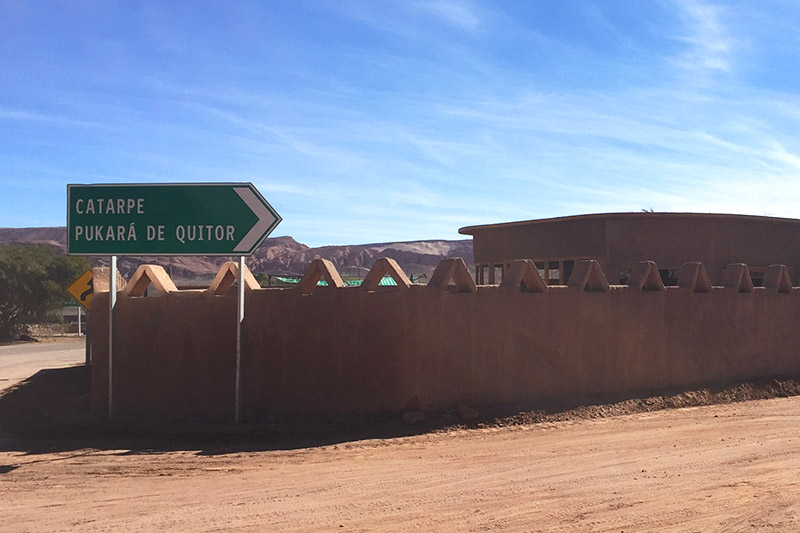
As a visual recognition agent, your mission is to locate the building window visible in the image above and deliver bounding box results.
[530,258,588,285]
[493,264,504,284]
[476,264,489,285]
[548,261,560,284]
[534,261,545,280]
[477,258,586,285]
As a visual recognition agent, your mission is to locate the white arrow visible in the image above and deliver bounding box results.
[233,187,280,253]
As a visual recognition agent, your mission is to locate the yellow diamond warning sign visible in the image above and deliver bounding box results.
[66,269,94,310]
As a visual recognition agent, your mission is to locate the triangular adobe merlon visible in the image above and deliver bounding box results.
[567,260,610,292]
[499,259,548,293]
[428,257,477,293]
[123,265,178,297]
[627,261,666,291]
[362,257,412,291]
[764,264,793,293]
[723,263,754,293]
[206,261,261,296]
[678,262,711,293]
[298,258,345,295]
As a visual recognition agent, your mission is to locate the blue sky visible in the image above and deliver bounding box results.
[2,1,800,246]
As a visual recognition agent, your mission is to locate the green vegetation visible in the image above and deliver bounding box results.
[0,245,89,341]
[252,272,269,287]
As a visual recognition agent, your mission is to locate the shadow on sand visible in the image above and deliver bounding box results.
[3,364,800,460]
[0,365,465,457]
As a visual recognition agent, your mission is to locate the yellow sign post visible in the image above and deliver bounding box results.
[66,269,94,310]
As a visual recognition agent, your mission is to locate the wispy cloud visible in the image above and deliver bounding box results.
[408,0,482,32]
[247,182,334,201]
[0,108,105,129]
[671,0,734,73]
[765,140,800,173]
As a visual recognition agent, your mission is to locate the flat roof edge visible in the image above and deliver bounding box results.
[458,212,800,235]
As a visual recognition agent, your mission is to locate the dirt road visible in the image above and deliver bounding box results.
[2,395,799,532]
[0,338,84,392]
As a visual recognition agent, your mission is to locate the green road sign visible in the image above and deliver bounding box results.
[67,183,281,256]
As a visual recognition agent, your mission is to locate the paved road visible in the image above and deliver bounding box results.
[0,339,85,393]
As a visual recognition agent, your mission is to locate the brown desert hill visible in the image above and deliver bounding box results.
[0,227,68,249]
[0,227,473,284]
[257,238,475,280]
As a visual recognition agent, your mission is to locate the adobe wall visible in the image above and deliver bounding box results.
[90,260,800,422]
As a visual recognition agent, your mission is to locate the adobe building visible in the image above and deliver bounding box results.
[459,212,800,286]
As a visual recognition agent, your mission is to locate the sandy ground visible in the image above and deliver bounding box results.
[2,394,799,532]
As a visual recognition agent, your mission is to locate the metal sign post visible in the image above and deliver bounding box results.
[85,313,91,366]
[109,256,117,420]
[235,256,245,424]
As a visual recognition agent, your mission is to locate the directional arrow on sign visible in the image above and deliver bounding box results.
[67,183,281,256]
[233,187,278,253]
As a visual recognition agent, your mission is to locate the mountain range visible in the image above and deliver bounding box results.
[0,227,474,285]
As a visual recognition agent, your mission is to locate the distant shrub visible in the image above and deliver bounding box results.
[0,245,89,340]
